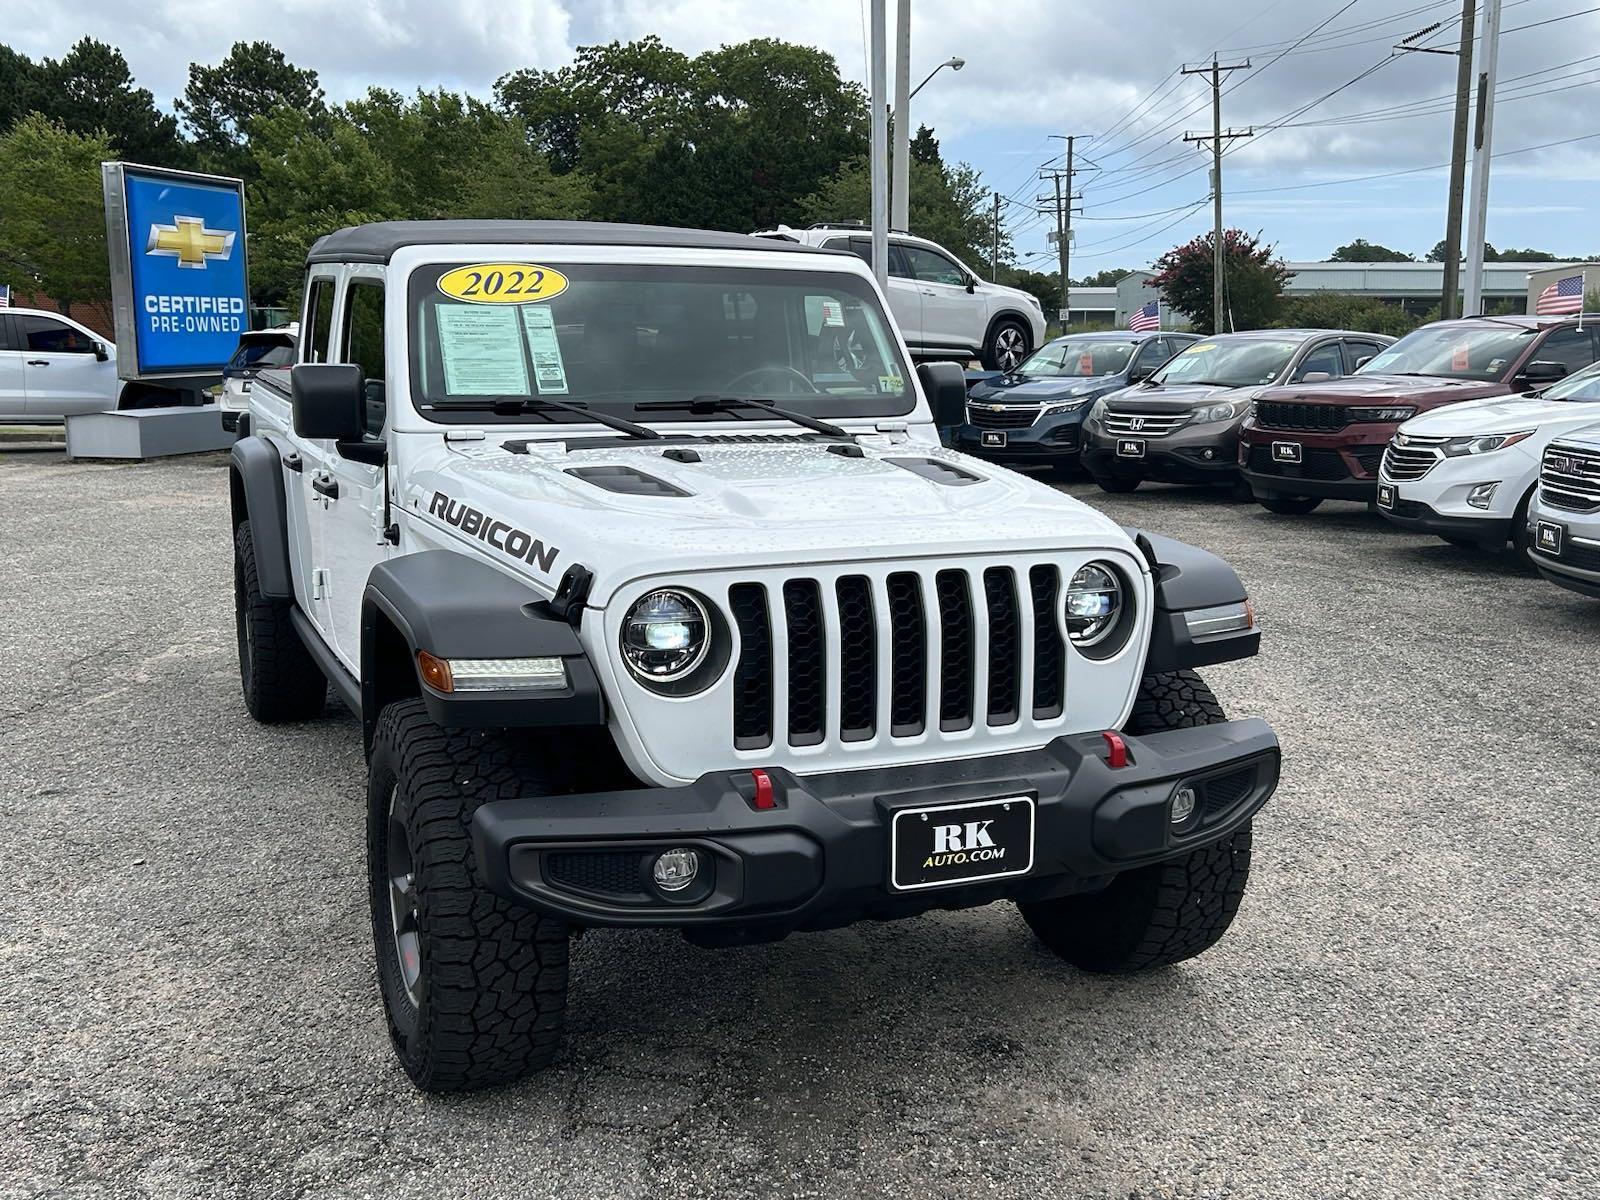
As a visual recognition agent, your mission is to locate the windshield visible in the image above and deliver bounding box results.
[1152,338,1299,388]
[408,262,914,424]
[1538,358,1600,401]
[226,338,294,371]
[1358,323,1535,382]
[1018,337,1138,378]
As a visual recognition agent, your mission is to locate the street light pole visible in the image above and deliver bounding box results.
[869,0,889,291]
[1463,0,1503,317]
[891,0,911,233]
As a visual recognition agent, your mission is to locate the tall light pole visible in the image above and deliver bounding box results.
[891,51,965,233]
[870,0,889,290]
[1463,0,1503,317]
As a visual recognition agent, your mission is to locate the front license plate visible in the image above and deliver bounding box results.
[1116,438,1146,458]
[1272,440,1302,463]
[981,430,1007,448]
[890,796,1035,891]
[1377,483,1396,510]
[1537,520,1565,556]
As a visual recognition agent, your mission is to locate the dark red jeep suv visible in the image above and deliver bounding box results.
[1238,316,1599,513]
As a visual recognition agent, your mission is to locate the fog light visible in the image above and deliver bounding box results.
[1202,447,1214,460]
[1171,786,1197,825]
[652,848,700,893]
[1466,482,1498,510]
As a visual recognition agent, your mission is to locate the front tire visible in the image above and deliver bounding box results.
[1017,670,1253,972]
[983,317,1031,372]
[1257,494,1322,515]
[368,699,572,1092]
[234,520,325,722]
[1092,472,1142,494]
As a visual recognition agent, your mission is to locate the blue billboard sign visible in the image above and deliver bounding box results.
[102,163,250,379]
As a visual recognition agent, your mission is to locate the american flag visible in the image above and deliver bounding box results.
[1536,273,1584,316]
[0,284,10,308]
[1129,300,1160,331]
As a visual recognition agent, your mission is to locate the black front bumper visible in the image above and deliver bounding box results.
[1083,443,1239,484]
[1240,467,1375,501]
[1377,496,1509,547]
[472,720,1279,935]
[955,411,1085,464]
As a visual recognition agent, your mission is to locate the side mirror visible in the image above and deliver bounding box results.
[917,361,968,428]
[1296,370,1334,384]
[1518,359,1567,388]
[291,363,365,441]
[964,275,977,294]
[93,340,109,362]
[1128,363,1154,383]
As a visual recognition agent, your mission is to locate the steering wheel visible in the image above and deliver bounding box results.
[722,365,820,395]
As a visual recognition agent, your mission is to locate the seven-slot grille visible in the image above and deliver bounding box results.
[1256,401,1349,431]
[967,403,1039,429]
[1540,442,1600,513]
[1101,408,1189,437]
[725,564,1072,751]
[1382,435,1446,481]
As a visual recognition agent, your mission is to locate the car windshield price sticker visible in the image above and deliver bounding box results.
[436,304,529,395]
[519,305,570,395]
[436,262,569,305]
[1452,343,1471,372]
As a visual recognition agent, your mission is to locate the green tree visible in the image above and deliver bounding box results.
[1073,267,1133,287]
[1273,292,1419,338]
[1424,239,1564,263]
[998,267,1060,314]
[177,41,324,174]
[1151,229,1292,334]
[0,115,113,311]
[0,45,45,130]
[1328,238,1413,263]
[909,124,940,165]
[32,39,184,164]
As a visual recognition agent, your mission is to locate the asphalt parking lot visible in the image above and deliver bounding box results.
[2,447,1597,1200]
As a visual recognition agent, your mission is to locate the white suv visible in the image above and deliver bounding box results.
[755,224,1045,371]
[0,307,121,421]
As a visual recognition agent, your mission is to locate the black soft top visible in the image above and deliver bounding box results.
[305,220,837,266]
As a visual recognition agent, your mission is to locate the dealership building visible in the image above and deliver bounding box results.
[1063,261,1583,329]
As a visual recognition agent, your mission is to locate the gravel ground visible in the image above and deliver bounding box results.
[1,449,1596,1200]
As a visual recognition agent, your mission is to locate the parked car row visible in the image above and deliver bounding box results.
[955,313,1600,603]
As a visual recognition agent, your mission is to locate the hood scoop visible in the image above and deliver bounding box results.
[885,457,983,486]
[564,465,691,497]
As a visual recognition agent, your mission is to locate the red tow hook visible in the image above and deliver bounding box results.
[1101,730,1131,769]
[748,768,777,810]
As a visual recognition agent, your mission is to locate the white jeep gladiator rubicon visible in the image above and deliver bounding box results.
[229,220,1278,1093]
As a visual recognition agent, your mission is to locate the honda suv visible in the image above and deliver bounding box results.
[1240,316,1598,514]
[755,223,1046,371]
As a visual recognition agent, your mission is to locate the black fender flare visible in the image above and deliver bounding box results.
[229,435,293,599]
[1126,529,1261,673]
[360,550,606,748]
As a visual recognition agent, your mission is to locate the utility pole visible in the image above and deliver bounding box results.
[891,0,911,233]
[991,191,1001,279]
[869,0,888,291]
[1440,0,1477,319]
[1183,55,1251,334]
[1039,135,1086,329]
[1463,0,1503,317]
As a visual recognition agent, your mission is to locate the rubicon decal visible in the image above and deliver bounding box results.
[429,492,559,572]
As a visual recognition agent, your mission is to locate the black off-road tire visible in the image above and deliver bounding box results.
[1018,670,1253,973]
[234,521,325,722]
[1257,494,1322,515]
[368,699,572,1093]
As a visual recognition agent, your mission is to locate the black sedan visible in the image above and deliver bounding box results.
[953,330,1198,473]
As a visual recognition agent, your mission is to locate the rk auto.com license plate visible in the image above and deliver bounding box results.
[981,431,1007,448]
[890,796,1036,891]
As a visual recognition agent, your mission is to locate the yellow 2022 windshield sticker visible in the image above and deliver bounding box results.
[437,263,569,305]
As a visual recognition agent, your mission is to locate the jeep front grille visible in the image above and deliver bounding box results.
[1256,401,1349,431]
[1540,443,1600,513]
[1382,436,1445,481]
[726,563,1080,751]
[1102,409,1189,437]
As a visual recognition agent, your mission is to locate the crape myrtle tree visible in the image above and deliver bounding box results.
[1151,229,1293,334]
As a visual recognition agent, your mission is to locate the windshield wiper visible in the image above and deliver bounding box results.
[431,395,661,440]
[636,395,852,440]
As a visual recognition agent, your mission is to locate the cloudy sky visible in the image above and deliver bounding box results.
[12,0,1600,268]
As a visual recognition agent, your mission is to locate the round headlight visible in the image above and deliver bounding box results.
[1065,563,1123,646]
[622,590,710,682]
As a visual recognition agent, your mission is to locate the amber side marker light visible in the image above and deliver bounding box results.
[418,650,454,693]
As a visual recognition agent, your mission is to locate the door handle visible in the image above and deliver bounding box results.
[281,452,303,473]
[312,475,340,499]
[26,360,48,366]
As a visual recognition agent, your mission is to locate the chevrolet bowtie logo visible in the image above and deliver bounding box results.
[146,215,234,269]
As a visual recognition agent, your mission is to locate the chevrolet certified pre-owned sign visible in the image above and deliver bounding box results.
[102,162,251,379]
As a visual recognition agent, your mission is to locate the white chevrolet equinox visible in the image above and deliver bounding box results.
[755,224,1046,372]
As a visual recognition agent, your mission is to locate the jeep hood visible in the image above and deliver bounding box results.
[1254,373,1508,406]
[409,439,1137,600]
[1401,395,1600,436]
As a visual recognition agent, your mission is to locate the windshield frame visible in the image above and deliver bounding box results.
[1150,336,1303,389]
[404,258,919,426]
